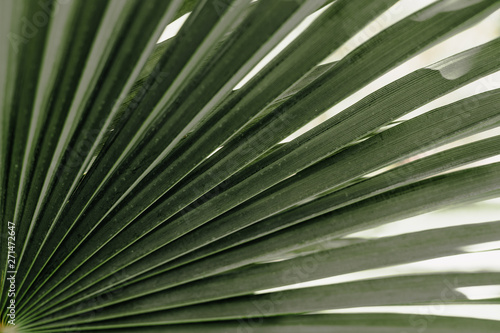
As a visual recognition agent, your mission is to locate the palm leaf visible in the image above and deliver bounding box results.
[1,0,500,332]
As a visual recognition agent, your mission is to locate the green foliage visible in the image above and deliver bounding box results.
[1,0,500,332]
